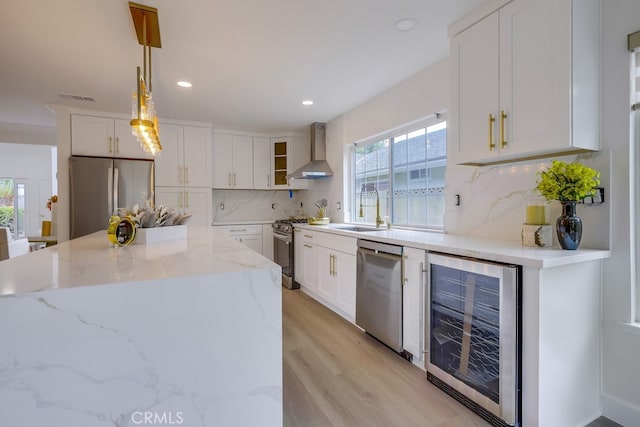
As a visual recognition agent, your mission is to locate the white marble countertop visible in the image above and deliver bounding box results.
[294,223,610,268]
[0,226,283,426]
[0,226,276,296]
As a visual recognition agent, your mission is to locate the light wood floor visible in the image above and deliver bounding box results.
[283,288,492,427]
[282,289,622,427]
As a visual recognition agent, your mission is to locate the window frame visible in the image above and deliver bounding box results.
[348,113,447,230]
[632,45,640,324]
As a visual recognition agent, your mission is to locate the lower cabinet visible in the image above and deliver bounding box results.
[295,229,319,293]
[261,224,274,261]
[294,227,357,322]
[155,187,211,228]
[213,224,263,254]
[402,246,426,366]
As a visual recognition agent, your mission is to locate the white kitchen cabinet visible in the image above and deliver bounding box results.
[155,125,211,187]
[213,224,263,254]
[449,0,600,166]
[295,229,319,293]
[316,246,337,303]
[296,228,356,322]
[155,187,211,227]
[332,250,357,318]
[253,137,272,190]
[262,224,274,261]
[155,125,211,227]
[402,246,426,366]
[293,229,304,285]
[271,137,309,190]
[71,115,153,159]
[212,134,253,189]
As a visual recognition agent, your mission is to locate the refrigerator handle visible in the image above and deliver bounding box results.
[113,167,119,215]
[107,167,113,215]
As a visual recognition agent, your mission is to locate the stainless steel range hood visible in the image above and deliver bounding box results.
[288,122,333,179]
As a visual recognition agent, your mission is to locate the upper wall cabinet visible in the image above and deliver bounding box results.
[448,0,600,166]
[155,124,211,188]
[213,133,310,190]
[71,115,154,159]
[270,136,309,190]
[253,137,272,190]
[212,134,254,189]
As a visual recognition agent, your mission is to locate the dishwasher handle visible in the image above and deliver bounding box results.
[357,239,403,256]
[357,246,403,263]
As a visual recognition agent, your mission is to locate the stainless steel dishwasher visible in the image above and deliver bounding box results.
[356,239,404,353]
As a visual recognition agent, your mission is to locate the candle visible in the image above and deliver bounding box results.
[41,220,52,236]
[525,205,546,225]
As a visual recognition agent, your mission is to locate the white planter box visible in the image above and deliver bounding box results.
[134,225,187,245]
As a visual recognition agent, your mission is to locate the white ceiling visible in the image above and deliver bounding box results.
[0,0,487,135]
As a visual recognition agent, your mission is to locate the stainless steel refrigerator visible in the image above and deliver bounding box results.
[69,155,154,239]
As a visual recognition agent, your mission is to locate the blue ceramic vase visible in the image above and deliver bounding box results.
[556,201,582,250]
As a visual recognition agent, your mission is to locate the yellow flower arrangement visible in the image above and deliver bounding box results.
[535,161,600,202]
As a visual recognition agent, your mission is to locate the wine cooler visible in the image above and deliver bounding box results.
[425,253,520,427]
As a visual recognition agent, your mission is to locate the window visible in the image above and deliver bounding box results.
[352,116,446,228]
[0,179,26,239]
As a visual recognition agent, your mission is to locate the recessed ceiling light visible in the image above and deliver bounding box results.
[177,81,192,88]
[302,99,314,106]
[394,18,418,32]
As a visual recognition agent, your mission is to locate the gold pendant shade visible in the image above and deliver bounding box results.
[129,2,162,156]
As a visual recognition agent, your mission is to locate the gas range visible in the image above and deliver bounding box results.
[272,218,308,235]
[272,218,308,290]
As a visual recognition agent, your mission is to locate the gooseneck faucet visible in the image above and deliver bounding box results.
[359,183,384,228]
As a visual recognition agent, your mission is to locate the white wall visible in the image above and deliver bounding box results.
[305,58,451,221]
[600,1,640,425]
[0,142,55,236]
[309,1,640,423]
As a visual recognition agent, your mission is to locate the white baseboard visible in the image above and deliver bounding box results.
[602,393,640,427]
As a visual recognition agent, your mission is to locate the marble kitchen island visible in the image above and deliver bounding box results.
[0,227,282,427]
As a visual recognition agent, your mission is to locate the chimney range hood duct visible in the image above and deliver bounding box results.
[288,122,333,179]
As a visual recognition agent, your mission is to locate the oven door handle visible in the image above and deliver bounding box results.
[273,233,291,245]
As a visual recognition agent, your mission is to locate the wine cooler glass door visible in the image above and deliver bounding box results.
[426,253,518,426]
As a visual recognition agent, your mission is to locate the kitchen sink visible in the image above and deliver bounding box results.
[332,225,380,233]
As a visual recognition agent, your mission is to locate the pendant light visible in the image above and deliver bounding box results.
[129,2,162,156]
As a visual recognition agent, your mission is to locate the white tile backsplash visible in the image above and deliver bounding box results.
[444,151,610,248]
[212,189,306,222]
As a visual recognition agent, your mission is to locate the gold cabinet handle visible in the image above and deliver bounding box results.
[333,255,337,276]
[304,244,313,248]
[331,255,338,277]
[185,190,189,208]
[500,110,508,148]
[108,136,113,153]
[178,167,183,184]
[402,255,409,285]
[115,136,120,154]
[228,173,232,187]
[185,167,189,184]
[488,114,496,151]
[303,234,313,239]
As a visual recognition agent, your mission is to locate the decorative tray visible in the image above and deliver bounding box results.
[308,217,330,225]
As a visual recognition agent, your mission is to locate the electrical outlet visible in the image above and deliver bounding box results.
[582,187,605,204]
